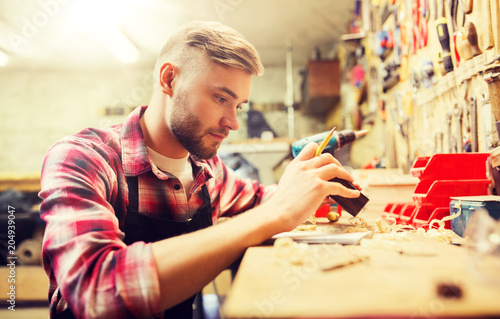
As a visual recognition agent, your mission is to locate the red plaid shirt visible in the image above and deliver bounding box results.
[39,105,276,318]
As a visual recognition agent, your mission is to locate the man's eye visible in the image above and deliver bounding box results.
[236,104,243,110]
[216,96,227,104]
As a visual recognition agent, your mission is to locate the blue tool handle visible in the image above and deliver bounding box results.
[291,131,339,157]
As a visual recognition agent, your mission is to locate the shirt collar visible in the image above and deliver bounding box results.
[121,105,151,176]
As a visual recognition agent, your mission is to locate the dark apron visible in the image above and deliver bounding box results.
[54,175,213,319]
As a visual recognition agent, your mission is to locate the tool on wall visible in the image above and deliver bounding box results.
[446,112,453,153]
[456,29,473,62]
[436,0,454,73]
[410,68,421,92]
[376,30,394,60]
[492,0,500,56]
[398,0,410,74]
[452,103,463,153]
[449,0,465,66]
[430,0,438,20]
[435,131,444,153]
[490,147,500,195]
[463,0,472,14]
[382,59,400,93]
[378,98,389,163]
[461,81,474,153]
[420,59,436,88]
[470,96,478,152]
[368,67,380,115]
[466,22,482,57]
[412,0,429,52]
[391,93,412,169]
[484,61,500,143]
[480,93,497,150]
[393,4,403,65]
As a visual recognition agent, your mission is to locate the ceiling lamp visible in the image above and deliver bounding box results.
[98,27,139,64]
[72,0,139,64]
[0,50,9,66]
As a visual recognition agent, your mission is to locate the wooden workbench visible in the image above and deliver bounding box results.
[0,173,41,192]
[223,217,500,318]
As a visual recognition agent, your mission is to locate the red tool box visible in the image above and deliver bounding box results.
[383,153,491,230]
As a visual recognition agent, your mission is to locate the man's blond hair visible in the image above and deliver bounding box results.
[154,21,264,83]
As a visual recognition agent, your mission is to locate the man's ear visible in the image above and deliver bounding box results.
[159,62,176,96]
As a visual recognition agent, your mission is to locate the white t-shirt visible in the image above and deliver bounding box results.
[147,147,194,195]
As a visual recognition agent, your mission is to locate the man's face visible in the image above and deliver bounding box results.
[168,61,252,159]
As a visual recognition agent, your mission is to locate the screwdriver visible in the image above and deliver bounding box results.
[436,1,453,73]
[292,129,368,158]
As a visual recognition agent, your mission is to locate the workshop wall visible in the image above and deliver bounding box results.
[0,66,153,174]
[251,66,303,104]
[336,0,500,172]
[0,64,320,175]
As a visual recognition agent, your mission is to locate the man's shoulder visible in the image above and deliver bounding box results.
[74,124,122,145]
[49,124,124,164]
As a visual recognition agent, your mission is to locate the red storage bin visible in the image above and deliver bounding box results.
[397,204,418,225]
[412,179,491,207]
[410,153,489,180]
[411,207,450,229]
[383,153,491,230]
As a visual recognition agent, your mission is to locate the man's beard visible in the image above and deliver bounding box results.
[170,91,227,160]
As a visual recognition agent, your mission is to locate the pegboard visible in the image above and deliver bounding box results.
[348,0,500,171]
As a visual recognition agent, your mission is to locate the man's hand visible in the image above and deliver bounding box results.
[264,142,360,233]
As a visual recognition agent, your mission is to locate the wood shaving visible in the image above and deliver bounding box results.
[295,224,317,231]
[417,227,457,243]
[360,217,415,250]
[310,214,316,226]
[375,218,392,233]
[429,202,462,232]
[359,203,463,250]
[344,216,370,232]
[295,214,317,231]
[416,201,462,243]
[273,237,311,265]
[375,217,415,233]
[273,237,370,270]
[345,226,370,233]
[274,237,296,259]
[349,216,367,227]
[372,203,461,244]
[360,231,411,250]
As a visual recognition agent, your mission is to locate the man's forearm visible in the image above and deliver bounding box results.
[151,202,281,311]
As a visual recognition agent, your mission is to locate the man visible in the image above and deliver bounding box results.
[39,21,361,319]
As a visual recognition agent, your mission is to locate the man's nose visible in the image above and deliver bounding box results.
[220,109,239,131]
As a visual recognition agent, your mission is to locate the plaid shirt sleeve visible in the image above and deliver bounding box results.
[204,155,277,219]
[39,132,161,319]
